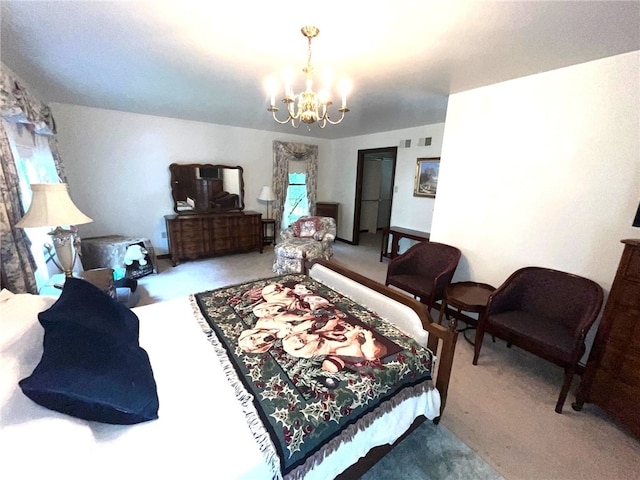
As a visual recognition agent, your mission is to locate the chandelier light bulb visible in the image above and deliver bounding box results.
[266,26,350,129]
[282,65,295,95]
[338,78,351,108]
[265,76,278,106]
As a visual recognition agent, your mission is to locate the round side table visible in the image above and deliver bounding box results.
[438,282,495,345]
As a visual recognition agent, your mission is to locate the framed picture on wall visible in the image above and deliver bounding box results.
[413,157,440,197]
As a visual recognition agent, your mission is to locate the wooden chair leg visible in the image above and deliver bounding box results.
[472,328,484,365]
[437,300,447,325]
[555,367,575,414]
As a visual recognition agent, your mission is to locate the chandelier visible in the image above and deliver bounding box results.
[266,26,350,129]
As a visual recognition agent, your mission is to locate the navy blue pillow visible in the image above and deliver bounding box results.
[19,277,159,425]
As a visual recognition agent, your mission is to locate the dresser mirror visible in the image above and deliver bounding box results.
[170,163,244,213]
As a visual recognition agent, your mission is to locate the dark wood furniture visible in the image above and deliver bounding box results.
[170,163,244,213]
[380,226,430,262]
[261,218,276,246]
[573,239,640,437]
[164,211,262,266]
[438,282,495,345]
[384,241,461,311]
[166,163,263,265]
[315,202,339,229]
[473,266,604,413]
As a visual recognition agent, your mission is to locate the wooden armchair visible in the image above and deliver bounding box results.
[472,266,604,413]
[384,241,461,311]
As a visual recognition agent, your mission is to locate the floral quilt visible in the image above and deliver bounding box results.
[192,274,434,480]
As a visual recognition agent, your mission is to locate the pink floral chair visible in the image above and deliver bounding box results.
[273,216,337,274]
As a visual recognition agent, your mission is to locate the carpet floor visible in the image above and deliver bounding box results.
[362,421,503,480]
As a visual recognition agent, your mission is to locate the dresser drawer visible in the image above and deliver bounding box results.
[165,212,262,265]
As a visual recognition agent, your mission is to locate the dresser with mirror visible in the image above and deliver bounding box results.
[164,163,262,266]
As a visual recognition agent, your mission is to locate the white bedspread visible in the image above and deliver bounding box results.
[0,280,440,480]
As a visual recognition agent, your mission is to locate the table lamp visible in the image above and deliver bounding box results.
[16,183,93,277]
[258,185,276,220]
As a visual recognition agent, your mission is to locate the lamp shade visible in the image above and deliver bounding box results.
[633,202,640,227]
[258,185,276,202]
[16,184,93,228]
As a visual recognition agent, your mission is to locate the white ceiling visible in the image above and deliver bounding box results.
[2,1,638,140]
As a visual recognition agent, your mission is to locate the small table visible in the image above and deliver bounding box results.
[81,235,157,278]
[262,218,276,246]
[438,282,495,345]
[380,226,430,262]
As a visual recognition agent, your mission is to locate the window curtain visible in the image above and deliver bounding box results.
[272,140,318,231]
[0,64,63,293]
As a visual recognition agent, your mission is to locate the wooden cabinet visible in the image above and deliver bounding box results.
[573,239,640,438]
[315,202,339,228]
[165,211,262,266]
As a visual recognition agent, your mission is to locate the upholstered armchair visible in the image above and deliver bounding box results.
[384,241,461,311]
[273,216,337,274]
[472,266,603,413]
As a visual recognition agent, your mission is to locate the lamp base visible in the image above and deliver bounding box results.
[47,226,81,277]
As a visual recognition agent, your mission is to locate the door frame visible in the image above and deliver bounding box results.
[352,146,398,245]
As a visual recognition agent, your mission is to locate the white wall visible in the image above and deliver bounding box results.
[51,50,639,296]
[329,124,446,240]
[433,51,640,298]
[51,105,447,252]
[51,104,332,254]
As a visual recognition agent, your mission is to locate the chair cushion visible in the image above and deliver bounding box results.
[487,310,577,363]
[386,274,435,299]
[19,278,159,425]
[275,237,326,260]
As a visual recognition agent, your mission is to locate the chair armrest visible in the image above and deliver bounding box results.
[320,238,334,250]
[317,230,335,242]
[387,247,420,275]
[280,227,296,241]
[486,278,523,315]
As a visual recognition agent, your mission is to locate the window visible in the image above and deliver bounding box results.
[283,172,309,227]
[4,119,60,289]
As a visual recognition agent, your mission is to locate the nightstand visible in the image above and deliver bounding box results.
[262,218,276,246]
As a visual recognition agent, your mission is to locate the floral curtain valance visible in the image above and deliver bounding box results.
[1,65,56,135]
[272,140,318,230]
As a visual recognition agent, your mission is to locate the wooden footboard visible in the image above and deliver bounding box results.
[310,259,458,419]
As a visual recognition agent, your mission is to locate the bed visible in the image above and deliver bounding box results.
[0,260,457,479]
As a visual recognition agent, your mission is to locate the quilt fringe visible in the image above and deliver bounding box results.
[284,381,434,480]
[190,295,283,480]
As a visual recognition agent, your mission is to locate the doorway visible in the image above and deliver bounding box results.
[352,147,398,245]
